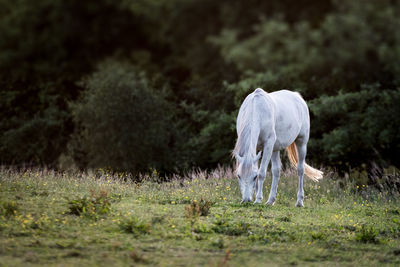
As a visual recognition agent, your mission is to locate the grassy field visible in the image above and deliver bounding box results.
[1,167,400,266]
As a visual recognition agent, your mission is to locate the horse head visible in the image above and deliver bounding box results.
[234,151,261,203]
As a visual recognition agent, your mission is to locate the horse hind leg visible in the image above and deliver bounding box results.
[266,151,281,205]
[295,141,307,207]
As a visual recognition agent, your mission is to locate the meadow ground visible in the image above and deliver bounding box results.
[1,167,400,266]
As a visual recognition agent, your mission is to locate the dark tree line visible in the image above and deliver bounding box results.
[1,0,399,176]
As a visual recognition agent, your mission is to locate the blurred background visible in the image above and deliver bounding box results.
[1,0,399,177]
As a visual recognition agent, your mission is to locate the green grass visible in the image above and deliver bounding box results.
[1,167,400,266]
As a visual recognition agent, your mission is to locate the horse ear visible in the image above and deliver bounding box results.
[234,152,243,162]
[254,151,262,162]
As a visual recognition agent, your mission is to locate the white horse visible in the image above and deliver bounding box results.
[233,88,323,207]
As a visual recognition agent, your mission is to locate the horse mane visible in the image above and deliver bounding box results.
[233,93,261,158]
[233,118,252,157]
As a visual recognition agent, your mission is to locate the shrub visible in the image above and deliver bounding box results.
[311,231,326,241]
[185,199,212,219]
[212,218,250,236]
[210,238,225,249]
[67,189,116,219]
[193,222,212,234]
[120,217,151,237]
[0,201,18,217]
[151,215,165,225]
[278,216,291,222]
[212,0,400,173]
[355,225,379,244]
[129,249,148,263]
[70,60,182,174]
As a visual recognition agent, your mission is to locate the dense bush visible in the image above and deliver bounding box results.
[68,189,114,219]
[0,0,145,166]
[1,0,400,177]
[212,0,400,173]
[309,88,400,171]
[69,61,182,173]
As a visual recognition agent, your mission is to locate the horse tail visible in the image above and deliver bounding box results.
[286,142,323,182]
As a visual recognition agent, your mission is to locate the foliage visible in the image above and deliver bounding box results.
[212,217,251,236]
[355,225,379,244]
[309,88,400,171]
[0,201,18,217]
[120,217,151,237]
[212,0,400,173]
[0,0,143,166]
[1,0,400,177]
[185,199,212,220]
[67,189,115,219]
[69,61,182,173]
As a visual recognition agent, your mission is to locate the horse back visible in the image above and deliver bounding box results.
[269,90,310,149]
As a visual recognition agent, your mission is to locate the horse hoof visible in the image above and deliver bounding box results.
[266,201,275,206]
[254,199,262,204]
[296,202,304,207]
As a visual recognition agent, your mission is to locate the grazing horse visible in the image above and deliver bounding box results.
[233,88,323,207]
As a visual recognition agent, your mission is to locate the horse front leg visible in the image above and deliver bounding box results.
[266,151,281,205]
[254,143,273,204]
